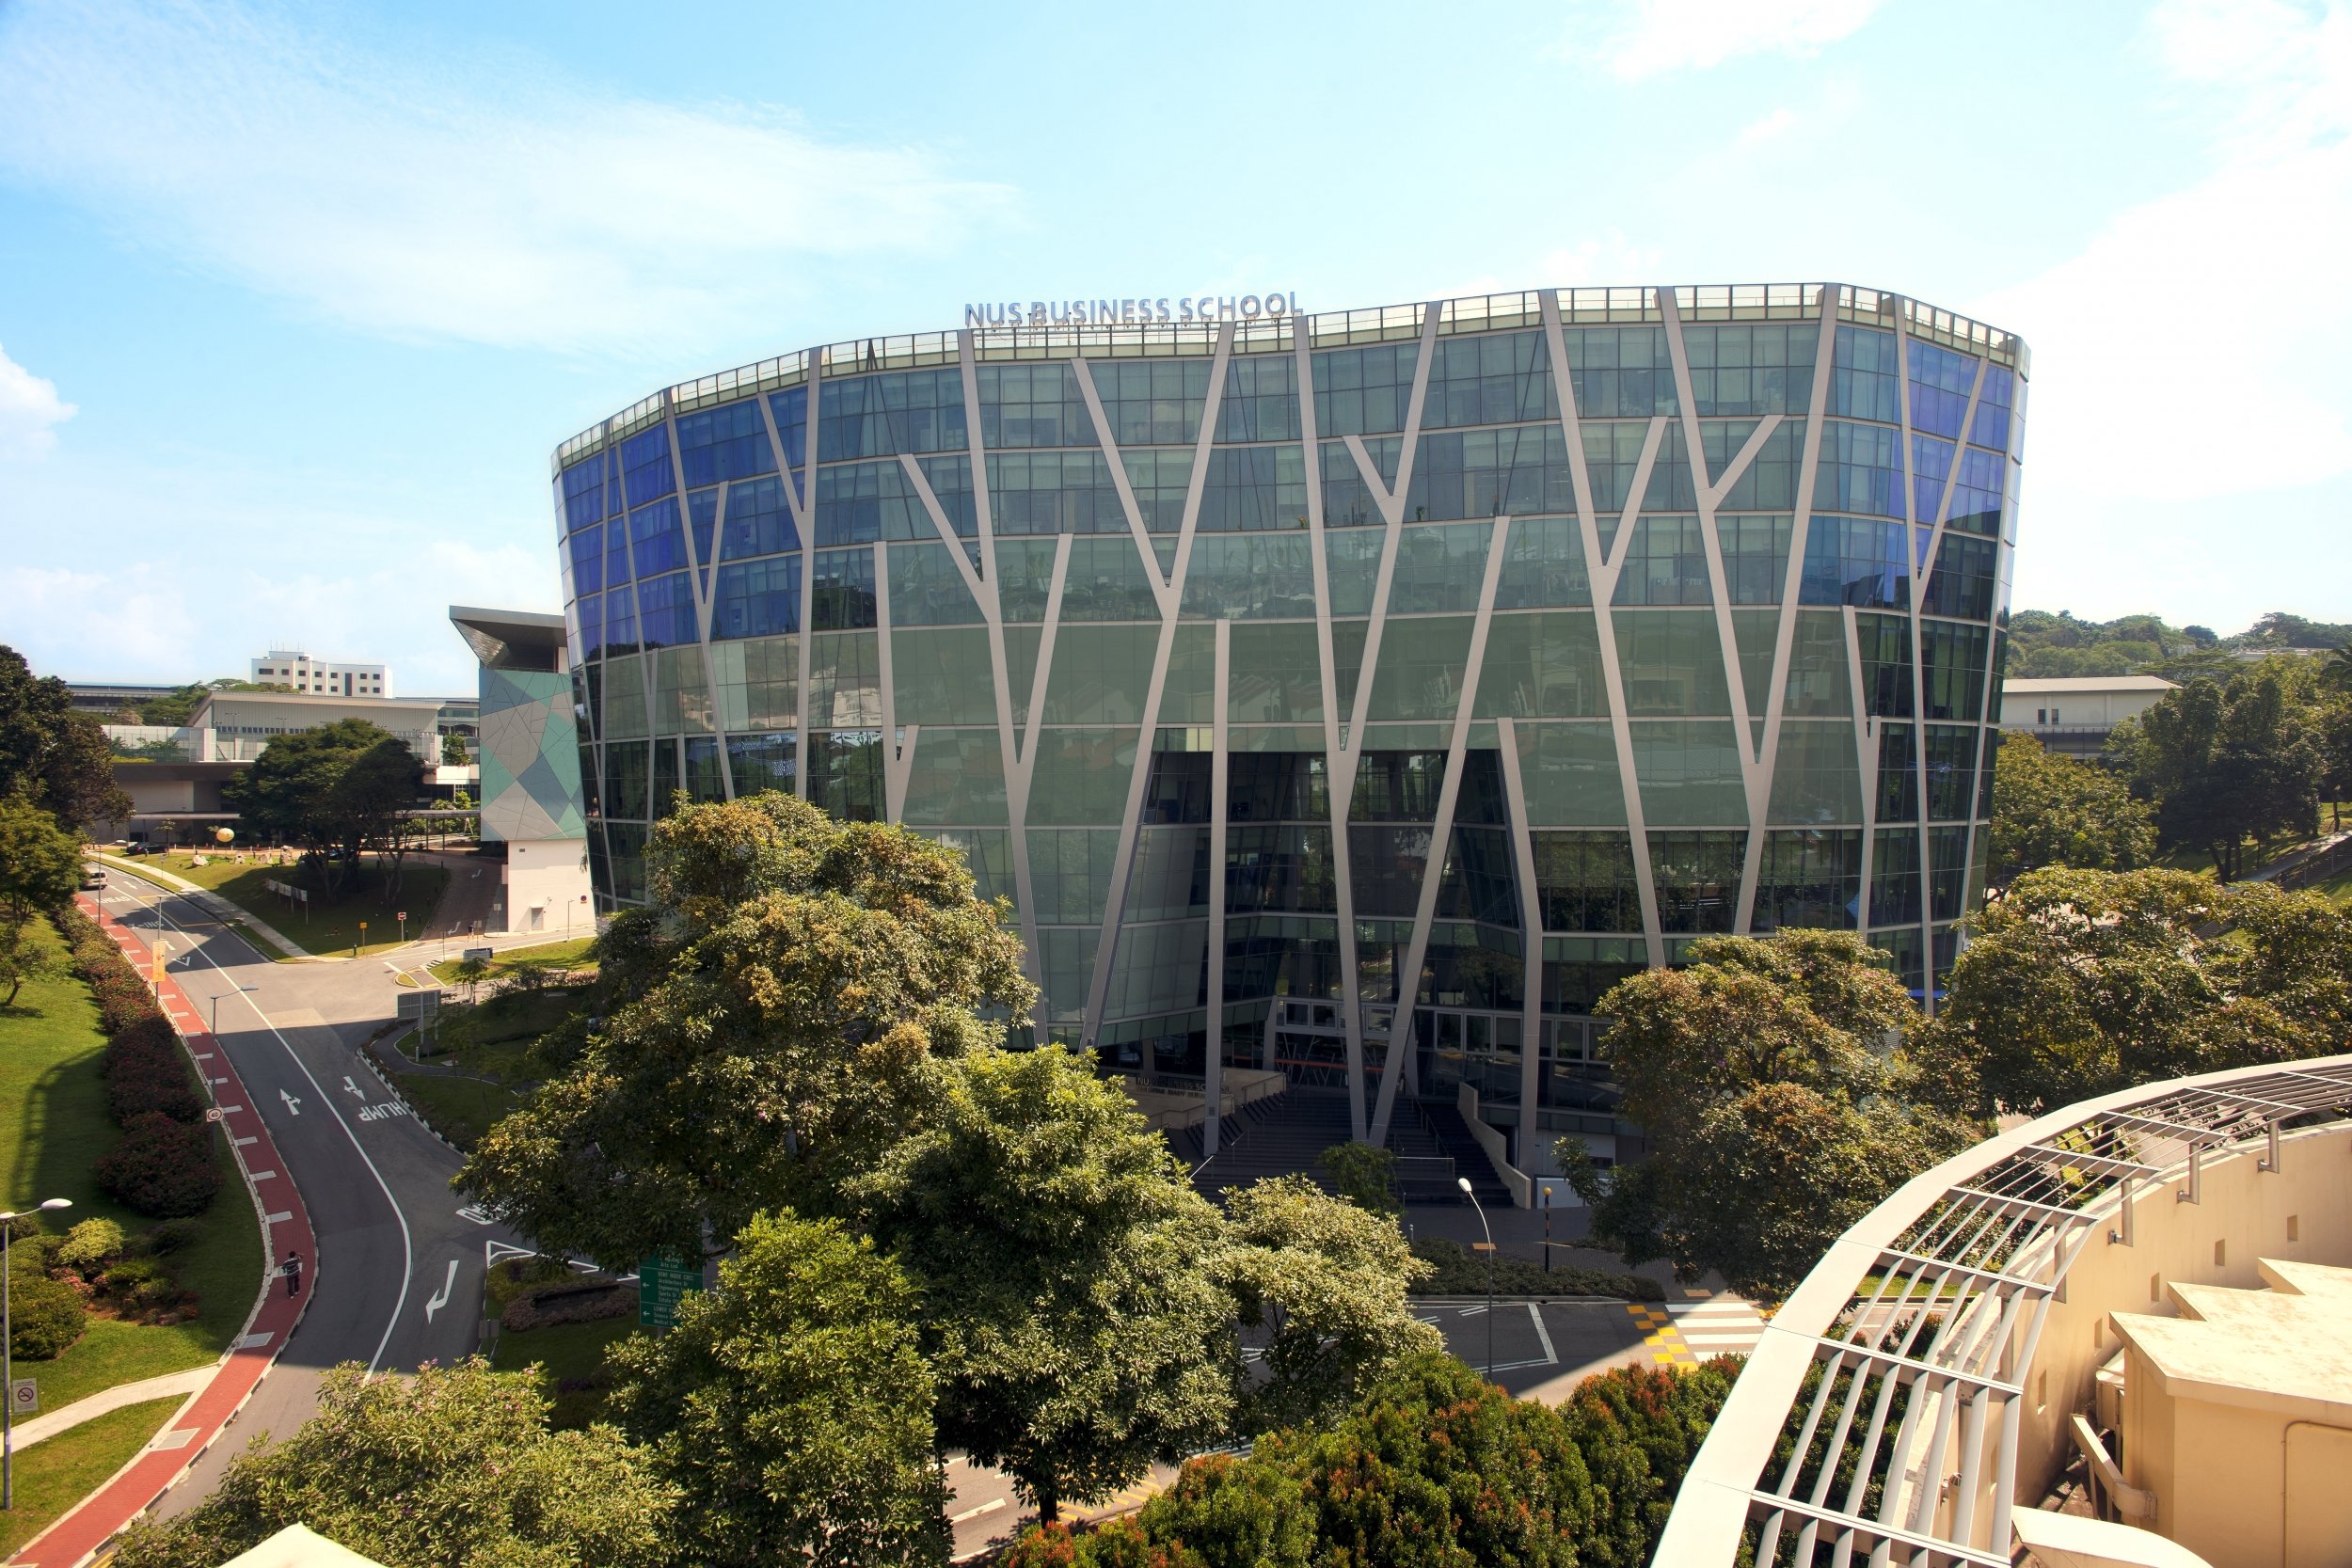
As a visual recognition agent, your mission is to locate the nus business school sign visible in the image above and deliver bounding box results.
[964,291,1300,328]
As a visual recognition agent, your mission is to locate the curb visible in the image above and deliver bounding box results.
[357,1027,466,1159]
[10,900,322,1568]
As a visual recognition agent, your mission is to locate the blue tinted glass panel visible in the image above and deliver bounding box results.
[812,547,878,630]
[686,489,719,572]
[712,556,802,641]
[561,453,607,532]
[576,592,603,659]
[629,498,689,578]
[721,474,802,559]
[1830,327,1900,422]
[1905,340,1973,440]
[635,572,696,649]
[604,583,638,652]
[818,368,967,460]
[1970,367,2014,452]
[568,525,604,594]
[675,399,778,488]
[620,426,675,509]
[768,385,810,468]
[1799,516,1909,608]
[1947,448,2004,536]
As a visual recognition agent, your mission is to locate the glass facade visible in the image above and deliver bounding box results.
[551,284,2026,1148]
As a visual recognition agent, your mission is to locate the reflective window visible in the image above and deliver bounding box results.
[811,549,878,632]
[1218,354,1301,442]
[634,572,696,650]
[1561,326,1677,418]
[988,450,1124,535]
[1971,367,2015,452]
[568,525,604,594]
[1830,326,1901,422]
[1680,323,1817,417]
[711,556,801,641]
[561,452,607,532]
[1494,515,1592,609]
[720,474,802,561]
[768,385,809,468]
[977,363,1092,448]
[1816,421,1906,517]
[1122,451,1194,533]
[1648,830,1746,932]
[675,399,779,487]
[1093,359,1211,447]
[1475,611,1605,719]
[886,541,983,626]
[1906,340,1974,440]
[807,731,882,821]
[1922,534,1995,619]
[817,368,966,460]
[1387,522,1493,613]
[1532,832,1642,932]
[724,733,796,797]
[628,498,689,579]
[1801,516,1909,609]
[1753,829,1861,932]
[1312,341,1420,436]
[1198,445,1308,531]
[1423,330,1558,429]
[619,425,675,509]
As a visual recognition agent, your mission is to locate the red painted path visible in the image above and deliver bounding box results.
[9,899,317,1567]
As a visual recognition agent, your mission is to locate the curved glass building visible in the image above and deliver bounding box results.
[550,284,2026,1150]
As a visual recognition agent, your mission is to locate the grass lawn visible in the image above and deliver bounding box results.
[425,936,596,987]
[389,983,586,1148]
[0,1396,183,1559]
[0,923,266,1411]
[493,1317,641,1430]
[142,851,448,958]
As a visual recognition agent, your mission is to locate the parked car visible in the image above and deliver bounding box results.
[79,866,105,890]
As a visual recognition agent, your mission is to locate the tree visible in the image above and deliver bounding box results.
[2115,661,2320,879]
[1987,733,2156,884]
[0,800,82,1005]
[603,1211,949,1567]
[1918,866,2352,1115]
[1312,1141,1399,1214]
[1218,1175,1439,1434]
[0,646,130,827]
[1560,930,1971,1300]
[847,1045,1235,1523]
[440,732,470,767]
[221,720,421,896]
[110,1360,675,1568]
[458,792,1033,1267]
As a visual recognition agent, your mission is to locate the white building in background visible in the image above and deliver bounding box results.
[1999,673,2175,757]
[250,649,392,698]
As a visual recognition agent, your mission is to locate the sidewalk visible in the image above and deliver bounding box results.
[11,899,321,1568]
[7,1370,213,1454]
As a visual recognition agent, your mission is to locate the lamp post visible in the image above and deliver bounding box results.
[210,984,259,1039]
[2,1198,72,1508]
[1456,1177,1495,1385]
[1541,1183,1554,1274]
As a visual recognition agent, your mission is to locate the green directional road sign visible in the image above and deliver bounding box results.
[637,1255,703,1330]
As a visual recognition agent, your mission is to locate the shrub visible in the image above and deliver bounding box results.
[100,1256,185,1314]
[8,1275,87,1359]
[1314,1142,1399,1214]
[1408,1237,1664,1301]
[500,1282,633,1333]
[53,908,161,1037]
[142,1218,204,1256]
[94,1112,222,1218]
[56,1217,128,1276]
[105,1017,204,1124]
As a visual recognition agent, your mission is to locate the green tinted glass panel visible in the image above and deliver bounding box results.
[1366,615,1474,721]
[1766,720,1864,824]
[1027,728,1139,824]
[1782,610,1852,717]
[891,627,999,725]
[885,541,983,626]
[1160,624,1216,725]
[1228,623,1324,723]
[806,633,882,728]
[1515,721,1626,826]
[1630,720,1748,826]
[1044,625,1158,724]
[1613,610,1731,716]
[1475,610,1603,718]
[710,636,798,732]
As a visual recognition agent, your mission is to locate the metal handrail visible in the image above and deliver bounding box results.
[1656,1053,2352,1566]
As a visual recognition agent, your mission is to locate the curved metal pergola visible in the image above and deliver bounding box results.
[1655,1053,2352,1567]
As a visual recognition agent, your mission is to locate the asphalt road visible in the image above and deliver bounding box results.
[91,869,527,1514]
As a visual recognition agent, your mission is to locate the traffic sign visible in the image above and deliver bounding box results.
[637,1255,703,1330]
[10,1379,37,1416]
[396,988,443,1022]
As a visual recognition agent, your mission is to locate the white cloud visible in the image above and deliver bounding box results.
[0,1,1013,355]
[1563,0,1881,79]
[1974,0,2352,506]
[0,343,75,459]
[1734,107,1800,150]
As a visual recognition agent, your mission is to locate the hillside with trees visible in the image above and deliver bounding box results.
[2006,609,2352,680]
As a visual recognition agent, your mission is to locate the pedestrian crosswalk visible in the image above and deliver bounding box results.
[1625,1293,1769,1366]
[1666,1294,1768,1358]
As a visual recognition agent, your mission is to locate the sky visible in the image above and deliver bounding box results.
[1,0,2347,693]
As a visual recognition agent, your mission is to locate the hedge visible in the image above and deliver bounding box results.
[94,1113,222,1219]
[8,1275,87,1359]
[1409,1236,1664,1301]
[56,908,156,1037]
[105,1015,206,1124]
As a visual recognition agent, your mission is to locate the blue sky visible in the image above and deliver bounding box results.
[1,0,2346,692]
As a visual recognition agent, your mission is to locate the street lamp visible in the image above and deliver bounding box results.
[210,984,260,1039]
[1457,1177,1495,1385]
[1541,1183,1554,1275]
[2,1198,72,1508]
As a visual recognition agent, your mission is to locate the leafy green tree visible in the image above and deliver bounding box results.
[0,645,130,826]
[2115,661,2319,879]
[848,1045,1234,1523]
[603,1211,949,1567]
[1987,733,2155,884]
[1561,930,1970,1299]
[1311,1140,1398,1214]
[110,1359,675,1568]
[0,799,82,1005]
[1218,1175,1438,1434]
[1919,866,2352,1115]
[458,793,1033,1266]
[440,732,470,766]
[221,719,422,895]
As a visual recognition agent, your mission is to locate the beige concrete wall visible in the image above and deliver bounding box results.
[2009,1124,2352,1548]
[501,839,593,936]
